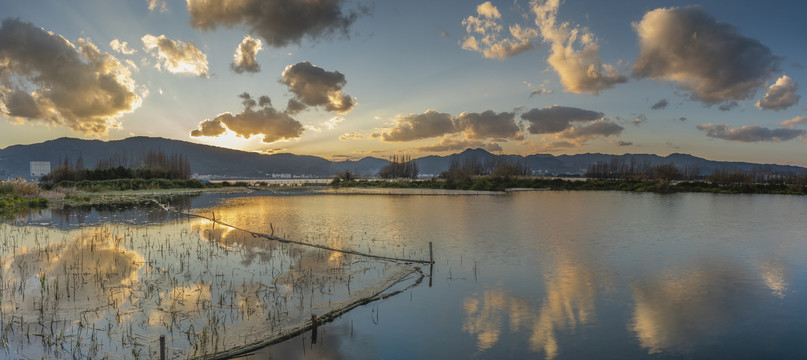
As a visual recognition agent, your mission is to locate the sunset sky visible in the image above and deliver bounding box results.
[1,0,805,165]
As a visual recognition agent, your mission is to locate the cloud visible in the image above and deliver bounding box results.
[613,140,633,146]
[632,114,647,126]
[530,88,553,97]
[280,61,356,113]
[461,2,538,59]
[651,99,668,110]
[718,101,738,111]
[633,6,780,105]
[520,105,603,134]
[696,123,805,142]
[148,0,167,13]
[231,35,263,74]
[756,75,800,110]
[417,136,502,152]
[455,110,523,140]
[110,39,136,54]
[190,119,226,137]
[0,19,141,134]
[559,119,624,141]
[381,110,455,142]
[779,115,807,129]
[190,93,304,143]
[321,116,344,130]
[186,0,365,48]
[142,34,208,77]
[530,0,627,94]
[339,131,364,140]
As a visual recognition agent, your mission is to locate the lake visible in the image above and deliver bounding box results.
[3,190,807,359]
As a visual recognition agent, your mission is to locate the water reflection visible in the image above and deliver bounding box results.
[461,254,597,359]
[630,263,757,354]
[530,256,597,359]
[757,259,789,299]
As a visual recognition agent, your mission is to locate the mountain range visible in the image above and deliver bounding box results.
[1,137,805,179]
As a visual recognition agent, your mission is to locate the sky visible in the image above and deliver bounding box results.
[0,0,806,165]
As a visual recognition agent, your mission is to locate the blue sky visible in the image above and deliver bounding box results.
[0,0,805,165]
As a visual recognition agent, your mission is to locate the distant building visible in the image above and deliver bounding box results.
[30,161,50,180]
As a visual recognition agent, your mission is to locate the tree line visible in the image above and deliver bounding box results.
[585,157,807,186]
[43,150,191,183]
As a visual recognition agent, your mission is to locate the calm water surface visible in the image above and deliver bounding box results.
[201,190,807,359]
[8,190,807,359]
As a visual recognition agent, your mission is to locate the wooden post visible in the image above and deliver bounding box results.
[311,314,318,344]
[429,242,433,264]
[160,335,166,360]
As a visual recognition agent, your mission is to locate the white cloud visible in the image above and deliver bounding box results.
[231,35,263,74]
[147,0,167,13]
[633,6,780,105]
[280,61,356,113]
[110,39,136,55]
[142,34,209,77]
[461,2,538,59]
[779,115,807,129]
[530,0,627,94]
[0,19,142,134]
[190,93,304,143]
[756,75,800,110]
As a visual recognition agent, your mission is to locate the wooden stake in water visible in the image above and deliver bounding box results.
[429,242,434,264]
[311,314,318,344]
[160,335,166,360]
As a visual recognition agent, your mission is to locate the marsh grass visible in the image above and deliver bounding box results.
[0,215,417,359]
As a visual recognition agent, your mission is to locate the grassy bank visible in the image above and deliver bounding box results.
[334,177,807,195]
[0,179,49,216]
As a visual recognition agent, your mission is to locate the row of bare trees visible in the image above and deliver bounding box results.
[586,158,807,186]
[378,155,419,179]
[585,158,700,181]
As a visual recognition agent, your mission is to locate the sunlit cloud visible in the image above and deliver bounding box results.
[379,109,522,145]
[280,61,356,114]
[0,19,141,135]
[697,123,806,142]
[461,2,538,59]
[231,35,263,74]
[633,6,780,105]
[110,39,136,54]
[559,119,624,142]
[321,116,345,130]
[339,131,365,141]
[147,0,168,13]
[142,34,209,77]
[455,110,523,140]
[186,0,366,47]
[779,115,807,129]
[756,75,800,110]
[530,0,627,94]
[190,93,304,143]
[381,110,455,142]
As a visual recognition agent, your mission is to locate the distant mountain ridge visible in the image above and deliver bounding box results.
[0,136,805,179]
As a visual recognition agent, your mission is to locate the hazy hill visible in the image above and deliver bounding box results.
[1,137,805,179]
